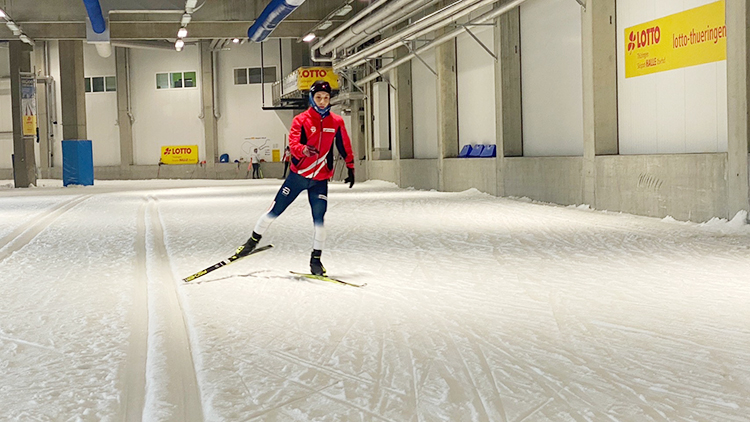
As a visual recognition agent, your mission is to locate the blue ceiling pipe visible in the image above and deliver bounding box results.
[82,0,107,34]
[248,0,306,42]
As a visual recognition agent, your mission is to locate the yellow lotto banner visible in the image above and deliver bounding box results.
[295,67,339,91]
[161,145,199,165]
[624,0,726,78]
[23,116,37,137]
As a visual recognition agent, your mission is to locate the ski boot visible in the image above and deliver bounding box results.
[310,249,326,276]
[235,232,262,258]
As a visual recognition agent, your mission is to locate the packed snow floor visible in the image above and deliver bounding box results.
[1,178,749,422]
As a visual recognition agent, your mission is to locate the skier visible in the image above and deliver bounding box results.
[251,148,262,179]
[234,80,355,275]
[282,146,291,178]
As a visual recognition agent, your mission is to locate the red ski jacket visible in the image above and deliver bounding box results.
[288,108,354,181]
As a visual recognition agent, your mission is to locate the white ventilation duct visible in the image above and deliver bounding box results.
[355,0,528,86]
[334,0,502,71]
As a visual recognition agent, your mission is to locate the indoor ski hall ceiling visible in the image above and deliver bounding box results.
[0,0,363,41]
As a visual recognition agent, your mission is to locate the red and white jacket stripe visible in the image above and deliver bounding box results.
[288,108,355,181]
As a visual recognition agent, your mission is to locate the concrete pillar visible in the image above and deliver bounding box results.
[495,6,523,197]
[350,99,367,181]
[34,43,51,171]
[9,41,37,187]
[393,49,414,161]
[581,0,617,206]
[497,7,522,158]
[115,47,134,169]
[726,0,750,217]
[59,41,87,141]
[200,41,218,171]
[436,35,459,191]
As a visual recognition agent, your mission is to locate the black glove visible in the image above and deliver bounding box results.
[344,167,355,188]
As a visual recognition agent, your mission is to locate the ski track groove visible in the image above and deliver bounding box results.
[145,196,204,422]
[0,195,92,262]
[120,199,149,422]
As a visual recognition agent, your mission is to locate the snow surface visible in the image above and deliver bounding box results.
[1,178,750,421]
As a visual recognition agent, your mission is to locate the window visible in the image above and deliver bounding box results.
[92,77,105,93]
[234,68,248,85]
[234,67,276,85]
[84,76,116,93]
[156,71,198,89]
[105,76,117,92]
[184,71,196,88]
[171,72,183,88]
[156,73,170,90]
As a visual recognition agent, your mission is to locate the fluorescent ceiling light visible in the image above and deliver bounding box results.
[335,5,352,16]
[175,39,185,51]
[177,27,188,38]
[232,38,240,44]
[303,33,316,42]
[19,34,33,45]
[6,21,19,32]
[181,13,192,26]
[318,20,332,30]
[0,9,6,19]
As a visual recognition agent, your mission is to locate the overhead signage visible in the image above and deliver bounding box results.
[624,0,726,78]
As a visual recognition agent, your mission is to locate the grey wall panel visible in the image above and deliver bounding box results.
[504,157,584,205]
[595,154,727,222]
[442,158,497,195]
[400,159,439,191]
[368,160,399,185]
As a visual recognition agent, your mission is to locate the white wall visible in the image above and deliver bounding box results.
[457,19,496,149]
[83,44,120,166]
[520,0,584,157]
[411,47,439,159]
[130,45,204,165]
[617,0,728,154]
[217,40,294,163]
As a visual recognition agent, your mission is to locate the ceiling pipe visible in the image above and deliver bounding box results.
[247,0,306,43]
[355,0,528,86]
[82,0,107,34]
[319,0,434,55]
[332,0,441,56]
[111,40,183,51]
[311,0,390,53]
[334,0,500,72]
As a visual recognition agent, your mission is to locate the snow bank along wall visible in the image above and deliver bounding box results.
[366,0,749,223]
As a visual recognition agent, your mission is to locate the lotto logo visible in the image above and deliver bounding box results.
[282,187,291,196]
[163,147,193,155]
[310,126,316,133]
[300,69,328,78]
[627,26,661,54]
[318,194,327,201]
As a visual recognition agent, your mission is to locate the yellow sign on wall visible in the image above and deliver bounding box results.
[624,0,726,78]
[161,145,199,165]
[295,67,339,91]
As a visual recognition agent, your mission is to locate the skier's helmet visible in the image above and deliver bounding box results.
[309,80,332,96]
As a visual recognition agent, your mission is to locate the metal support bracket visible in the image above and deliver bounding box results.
[401,40,437,76]
[338,70,368,98]
[462,25,497,61]
[364,60,397,91]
